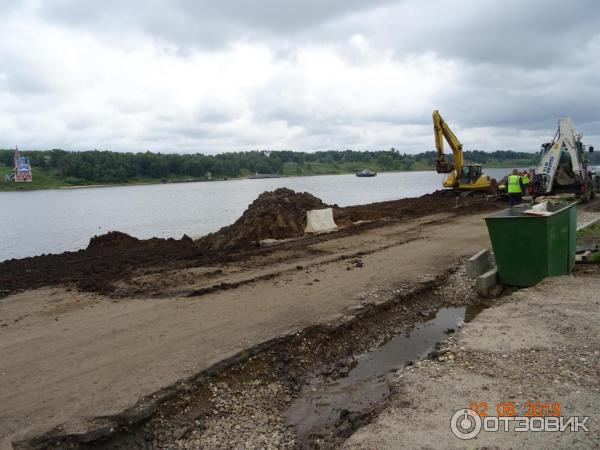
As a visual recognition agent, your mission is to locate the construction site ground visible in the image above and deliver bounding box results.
[1,194,599,449]
[344,273,600,449]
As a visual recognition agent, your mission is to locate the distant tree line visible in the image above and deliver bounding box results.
[0,148,540,183]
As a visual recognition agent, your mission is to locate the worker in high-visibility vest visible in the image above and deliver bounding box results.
[507,169,525,206]
[521,171,530,194]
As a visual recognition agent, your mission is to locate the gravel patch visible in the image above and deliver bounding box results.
[170,380,296,449]
[345,274,600,449]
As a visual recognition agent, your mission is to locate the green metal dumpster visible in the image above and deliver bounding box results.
[484,202,577,287]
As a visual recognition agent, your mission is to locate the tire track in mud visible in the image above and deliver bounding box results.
[137,216,450,299]
[184,236,425,299]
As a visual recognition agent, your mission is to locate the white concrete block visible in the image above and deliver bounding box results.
[305,208,337,234]
[476,268,498,297]
[466,249,492,279]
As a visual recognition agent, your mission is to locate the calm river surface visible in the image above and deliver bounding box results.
[1,169,513,261]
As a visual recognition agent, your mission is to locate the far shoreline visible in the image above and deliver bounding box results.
[0,166,521,193]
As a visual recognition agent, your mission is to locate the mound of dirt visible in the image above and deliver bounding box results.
[0,232,200,296]
[88,231,141,249]
[197,188,329,251]
[339,190,498,222]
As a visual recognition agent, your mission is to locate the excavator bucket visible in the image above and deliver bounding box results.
[435,160,454,174]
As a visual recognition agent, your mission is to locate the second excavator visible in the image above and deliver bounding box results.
[432,110,495,191]
[531,117,595,201]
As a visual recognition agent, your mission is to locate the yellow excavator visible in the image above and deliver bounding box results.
[432,110,495,191]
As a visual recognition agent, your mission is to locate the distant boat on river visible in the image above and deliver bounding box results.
[355,169,377,177]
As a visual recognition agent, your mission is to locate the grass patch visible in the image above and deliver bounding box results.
[0,166,216,192]
[588,252,600,262]
[577,222,600,244]
[0,166,70,191]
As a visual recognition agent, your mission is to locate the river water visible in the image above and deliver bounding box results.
[0,169,513,261]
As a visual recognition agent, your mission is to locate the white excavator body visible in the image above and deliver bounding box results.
[532,117,594,199]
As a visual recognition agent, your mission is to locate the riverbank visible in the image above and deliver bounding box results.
[2,192,597,449]
[0,167,219,192]
[0,147,541,192]
[0,164,522,192]
[1,171,457,261]
[0,190,501,448]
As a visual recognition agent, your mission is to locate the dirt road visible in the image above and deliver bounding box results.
[0,210,493,448]
[344,274,600,449]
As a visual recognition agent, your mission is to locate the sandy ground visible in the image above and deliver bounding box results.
[2,198,599,449]
[344,274,600,449]
[0,212,493,449]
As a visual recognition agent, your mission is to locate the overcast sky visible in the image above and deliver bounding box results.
[1,0,599,153]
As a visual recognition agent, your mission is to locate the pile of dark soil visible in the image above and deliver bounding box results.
[197,188,330,251]
[87,231,142,249]
[196,188,497,253]
[338,190,498,222]
[0,232,200,296]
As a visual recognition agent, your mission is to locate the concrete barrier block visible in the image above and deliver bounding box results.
[475,268,498,297]
[305,208,338,234]
[466,249,492,279]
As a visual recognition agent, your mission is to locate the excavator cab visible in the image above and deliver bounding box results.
[443,163,491,190]
[442,170,491,190]
[460,164,482,183]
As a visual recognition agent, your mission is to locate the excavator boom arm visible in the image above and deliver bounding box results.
[432,110,464,173]
[534,117,587,194]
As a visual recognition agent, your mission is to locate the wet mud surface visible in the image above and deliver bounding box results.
[285,304,489,446]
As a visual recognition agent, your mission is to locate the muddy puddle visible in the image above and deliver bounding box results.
[286,303,488,443]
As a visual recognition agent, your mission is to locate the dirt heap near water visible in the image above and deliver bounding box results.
[0,232,199,296]
[87,231,142,249]
[197,188,329,251]
[0,189,503,297]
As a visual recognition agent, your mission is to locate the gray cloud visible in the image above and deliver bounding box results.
[323,0,600,67]
[37,0,396,48]
[0,0,599,153]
